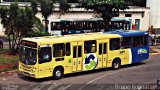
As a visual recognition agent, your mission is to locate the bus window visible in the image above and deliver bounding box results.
[121,37,132,49]
[51,22,56,30]
[84,40,97,53]
[103,43,107,54]
[73,46,77,58]
[110,38,120,50]
[99,44,102,55]
[144,35,148,46]
[39,47,52,64]
[66,43,71,56]
[78,46,82,57]
[133,36,143,47]
[53,43,65,57]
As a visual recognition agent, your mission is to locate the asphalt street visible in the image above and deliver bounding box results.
[0,54,160,90]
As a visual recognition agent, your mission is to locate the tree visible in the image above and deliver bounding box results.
[38,0,54,33]
[78,0,129,31]
[58,0,71,18]
[0,2,35,53]
[0,2,19,53]
[13,7,35,48]
[31,0,38,15]
[31,0,71,33]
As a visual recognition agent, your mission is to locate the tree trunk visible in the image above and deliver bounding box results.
[101,12,112,32]
[8,34,11,49]
[44,17,48,34]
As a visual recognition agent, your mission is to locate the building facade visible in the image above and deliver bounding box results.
[118,6,150,31]
[147,0,160,29]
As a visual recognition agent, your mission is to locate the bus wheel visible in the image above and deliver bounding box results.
[53,67,63,80]
[112,59,121,70]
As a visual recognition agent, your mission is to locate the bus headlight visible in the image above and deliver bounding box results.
[31,68,37,72]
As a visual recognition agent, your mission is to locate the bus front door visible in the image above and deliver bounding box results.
[98,43,107,68]
[73,45,82,72]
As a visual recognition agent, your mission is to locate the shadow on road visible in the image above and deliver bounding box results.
[17,62,146,83]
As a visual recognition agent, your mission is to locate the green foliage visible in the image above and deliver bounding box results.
[58,0,71,18]
[39,0,54,19]
[31,0,38,15]
[33,16,44,31]
[58,0,71,13]
[38,0,54,33]
[0,2,40,53]
[0,7,9,29]
[14,7,34,36]
[27,30,49,37]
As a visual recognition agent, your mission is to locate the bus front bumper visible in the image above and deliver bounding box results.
[19,70,38,78]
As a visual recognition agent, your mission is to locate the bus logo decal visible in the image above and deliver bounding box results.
[83,53,98,70]
[138,48,147,54]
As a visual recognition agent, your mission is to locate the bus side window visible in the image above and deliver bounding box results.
[84,40,97,53]
[103,43,107,54]
[110,38,120,50]
[39,47,52,64]
[66,43,71,56]
[53,43,65,57]
[133,36,143,47]
[121,37,132,49]
[99,44,102,55]
[144,35,148,46]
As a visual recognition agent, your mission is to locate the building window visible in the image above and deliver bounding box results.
[125,14,132,17]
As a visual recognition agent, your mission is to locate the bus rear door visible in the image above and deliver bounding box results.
[97,40,107,68]
[72,42,83,72]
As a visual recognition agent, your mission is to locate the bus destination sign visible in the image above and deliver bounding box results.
[21,40,37,48]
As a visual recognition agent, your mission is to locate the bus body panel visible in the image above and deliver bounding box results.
[19,62,39,78]
[104,30,149,64]
[108,49,131,67]
[131,46,149,63]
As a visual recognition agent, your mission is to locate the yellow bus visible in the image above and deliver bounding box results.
[18,33,143,79]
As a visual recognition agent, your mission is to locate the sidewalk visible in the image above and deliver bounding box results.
[150,45,160,55]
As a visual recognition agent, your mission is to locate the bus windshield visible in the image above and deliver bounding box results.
[19,46,37,65]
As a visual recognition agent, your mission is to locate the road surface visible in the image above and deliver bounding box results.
[0,55,160,90]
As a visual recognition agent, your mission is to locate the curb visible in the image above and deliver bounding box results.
[150,53,160,55]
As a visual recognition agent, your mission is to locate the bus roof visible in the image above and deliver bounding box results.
[111,17,130,22]
[56,18,104,22]
[104,30,148,37]
[22,33,121,45]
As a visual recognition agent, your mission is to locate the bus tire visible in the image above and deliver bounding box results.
[112,59,121,70]
[53,67,63,80]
